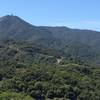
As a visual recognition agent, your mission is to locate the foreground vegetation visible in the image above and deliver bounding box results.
[0,61,100,100]
[0,41,100,100]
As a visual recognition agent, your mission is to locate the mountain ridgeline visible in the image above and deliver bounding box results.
[0,15,100,65]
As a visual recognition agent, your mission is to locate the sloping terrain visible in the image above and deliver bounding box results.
[0,15,100,65]
[0,41,100,100]
[0,15,100,100]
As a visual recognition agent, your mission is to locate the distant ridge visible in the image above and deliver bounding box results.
[0,15,100,65]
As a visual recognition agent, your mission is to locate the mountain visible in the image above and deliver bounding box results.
[0,15,100,65]
[0,15,100,100]
[0,15,100,46]
[1,15,100,47]
[0,15,55,42]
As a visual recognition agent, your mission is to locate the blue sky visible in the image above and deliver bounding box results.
[0,0,100,31]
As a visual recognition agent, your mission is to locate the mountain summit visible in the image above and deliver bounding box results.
[0,15,100,44]
[0,15,54,41]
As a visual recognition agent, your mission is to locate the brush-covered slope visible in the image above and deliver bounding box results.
[0,15,100,65]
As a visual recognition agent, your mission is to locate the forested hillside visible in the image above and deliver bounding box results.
[0,15,100,100]
[0,40,100,100]
[0,15,100,65]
